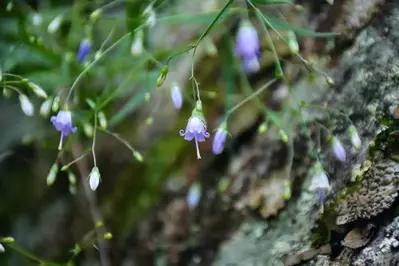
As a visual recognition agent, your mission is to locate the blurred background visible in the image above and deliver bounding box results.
[0,0,355,265]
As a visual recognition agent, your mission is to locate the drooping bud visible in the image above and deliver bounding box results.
[29,82,47,99]
[3,87,12,98]
[46,163,59,186]
[349,125,361,150]
[326,0,334,5]
[279,129,288,143]
[144,92,151,102]
[309,161,330,213]
[156,65,168,87]
[52,96,60,112]
[145,116,153,126]
[68,172,77,185]
[131,30,144,56]
[257,122,268,134]
[103,232,113,240]
[40,98,53,117]
[98,111,107,129]
[1,237,15,244]
[212,122,228,155]
[19,94,34,116]
[83,123,94,137]
[77,39,92,63]
[143,3,156,28]
[6,2,13,12]
[0,243,4,253]
[187,182,201,209]
[48,15,63,34]
[90,8,102,23]
[32,13,43,26]
[287,31,299,55]
[326,76,335,87]
[133,151,143,163]
[331,136,346,161]
[170,82,183,109]
[235,20,260,73]
[88,166,100,191]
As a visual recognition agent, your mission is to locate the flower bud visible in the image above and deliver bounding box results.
[83,123,94,137]
[90,8,102,22]
[326,0,334,5]
[145,116,153,126]
[52,96,60,112]
[3,87,12,98]
[0,243,4,253]
[131,30,144,56]
[143,4,156,28]
[257,122,268,134]
[19,94,34,116]
[331,136,346,161]
[287,31,299,55]
[279,129,288,143]
[156,65,168,87]
[205,37,217,57]
[89,166,100,191]
[29,82,47,99]
[98,111,107,129]
[144,92,151,102]
[1,237,15,244]
[103,232,113,240]
[133,151,143,162]
[32,13,43,26]
[69,184,77,195]
[48,15,63,34]
[349,125,361,150]
[170,83,183,109]
[187,182,201,209]
[95,221,104,228]
[6,2,13,12]
[68,172,77,185]
[326,76,335,87]
[212,122,228,155]
[40,98,52,117]
[46,163,59,186]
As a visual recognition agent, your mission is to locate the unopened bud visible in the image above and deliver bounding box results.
[205,37,217,57]
[68,172,77,185]
[145,116,153,126]
[19,94,34,116]
[326,0,334,5]
[46,163,59,186]
[144,92,151,102]
[1,237,15,244]
[90,8,102,22]
[48,15,63,34]
[131,30,143,56]
[133,151,143,162]
[40,98,52,117]
[94,51,102,61]
[349,125,361,150]
[156,65,168,87]
[98,111,107,129]
[52,96,60,112]
[89,166,100,191]
[83,123,94,137]
[0,243,4,253]
[326,76,335,87]
[29,82,47,99]
[279,129,288,143]
[6,2,13,12]
[3,87,12,98]
[69,184,77,195]
[103,232,113,240]
[287,31,299,55]
[95,221,104,228]
[257,122,268,134]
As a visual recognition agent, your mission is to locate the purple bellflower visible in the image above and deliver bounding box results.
[187,182,201,209]
[179,101,210,159]
[170,83,183,109]
[212,122,228,155]
[309,162,331,213]
[235,20,260,73]
[50,110,77,150]
[331,136,346,162]
[77,39,92,63]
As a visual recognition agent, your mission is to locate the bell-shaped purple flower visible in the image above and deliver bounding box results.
[50,110,77,150]
[235,20,260,73]
[179,101,210,159]
[331,137,346,162]
[212,123,228,155]
[170,83,183,109]
[77,39,92,63]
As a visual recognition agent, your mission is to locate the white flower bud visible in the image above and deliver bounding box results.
[32,13,43,26]
[29,82,47,99]
[68,172,77,185]
[40,98,52,117]
[131,30,143,56]
[287,31,299,55]
[48,15,63,34]
[52,96,60,112]
[3,87,12,98]
[349,125,361,150]
[89,166,100,191]
[19,94,34,116]
[257,122,268,134]
[0,243,4,253]
[133,151,143,162]
[46,163,59,186]
[98,111,107,129]
[83,123,94,137]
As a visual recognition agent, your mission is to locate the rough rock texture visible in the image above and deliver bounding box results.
[213,1,399,265]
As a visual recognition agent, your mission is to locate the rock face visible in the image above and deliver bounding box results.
[213,1,399,265]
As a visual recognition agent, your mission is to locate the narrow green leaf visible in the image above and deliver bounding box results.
[252,0,292,4]
[158,11,223,25]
